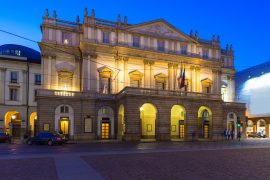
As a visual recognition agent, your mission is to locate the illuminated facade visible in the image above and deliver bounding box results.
[0,44,41,138]
[37,9,246,141]
[236,61,270,137]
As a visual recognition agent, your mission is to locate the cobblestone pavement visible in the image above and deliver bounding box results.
[82,148,270,180]
[0,139,270,180]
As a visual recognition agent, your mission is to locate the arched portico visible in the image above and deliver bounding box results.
[170,105,186,140]
[140,103,157,139]
[98,106,114,139]
[55,104,74,137]
[198,106,212,139]
[29,112,37,136]
[4,111,21,137]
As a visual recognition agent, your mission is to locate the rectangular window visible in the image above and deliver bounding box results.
[102,31,110,44]
[35,74,41,85]
[10,71,18,83]
[202,49,209,59]
[181,45,187,54]
[62,32,72,45]
[133,35,140,48]
[157,40,165,51]
[100,77,111,94]
[9,88,17,101]
[130,80,140,87]
[156,82,166,90]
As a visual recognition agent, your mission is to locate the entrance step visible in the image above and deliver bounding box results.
[140,139,156,142]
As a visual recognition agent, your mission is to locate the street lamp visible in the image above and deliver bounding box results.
[11,115,16,120]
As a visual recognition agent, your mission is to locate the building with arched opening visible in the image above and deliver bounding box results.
[36,9,246,141]
[0,44,41,138]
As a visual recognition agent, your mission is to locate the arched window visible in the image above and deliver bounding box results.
[202,110,209,121]
[60,105,69,113]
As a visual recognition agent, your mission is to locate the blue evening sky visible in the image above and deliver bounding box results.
[0,0,269,71]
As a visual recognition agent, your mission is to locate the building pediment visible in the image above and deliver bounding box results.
[125,19,196,42]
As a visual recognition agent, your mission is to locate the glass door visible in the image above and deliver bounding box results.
[179,120,185,139]
[101,122,110,139]
[60,118,69,135]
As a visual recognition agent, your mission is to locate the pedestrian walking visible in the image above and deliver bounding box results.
[231,131,234,140]
[237,131,241,141]
[223,129,227,140]
[227,129,230,140]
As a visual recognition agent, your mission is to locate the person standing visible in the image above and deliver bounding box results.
[237,131,241,141]
[231,130,234,140]
[223,129,227,140]
[227,129,230,140]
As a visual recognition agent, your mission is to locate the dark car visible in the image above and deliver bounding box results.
[27,132,65,146]
[0,133,10,143]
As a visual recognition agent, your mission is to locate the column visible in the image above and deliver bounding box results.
[144,60,150,88]
[173,64,178,90]
[150,61,155,89]
[168,63,173,90]
[82,55,89,91]
[190,66,194,92]
[0,68,6,104]
[89,54,98,92]
[195,67,200,92]
[124,58,128,87]
[50,56,57,90]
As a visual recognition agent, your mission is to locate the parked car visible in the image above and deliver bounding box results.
[0,133,10,143]
[247,132,266,138]
[27,132,65,146]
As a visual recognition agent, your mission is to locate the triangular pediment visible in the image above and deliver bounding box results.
[125,19,196,42]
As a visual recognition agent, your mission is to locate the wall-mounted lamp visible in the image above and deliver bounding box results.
[11,115,16,120]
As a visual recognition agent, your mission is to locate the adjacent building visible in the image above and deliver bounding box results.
[0,44,41,137]
[37,8,246,141]
[236,61,270,137]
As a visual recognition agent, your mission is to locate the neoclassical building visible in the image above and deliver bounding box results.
[37,9,246,141]
[0,44,41,138]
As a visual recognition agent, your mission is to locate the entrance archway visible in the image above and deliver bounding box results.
[55,105,74,137]
[4,111,21,137]
[247,120,254,133]
[140,103,157,139]
[170,105,186,139]
[257,119,266,135]
[227,112,237,138]
[29,112,37,136]
[98,107,114,139]
[118,104,125,139]
[198,106,212,139]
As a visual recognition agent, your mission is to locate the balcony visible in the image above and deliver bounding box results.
[37,87,222,101]
[117,87,222,100]
[37,89,115,100]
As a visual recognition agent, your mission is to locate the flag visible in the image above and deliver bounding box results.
[178,63,183,89]
[180,66,185,89]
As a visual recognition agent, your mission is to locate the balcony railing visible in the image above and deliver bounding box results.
[37,87,223,101]
[117,87,222,100]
